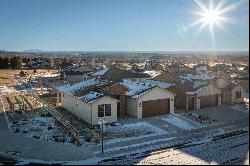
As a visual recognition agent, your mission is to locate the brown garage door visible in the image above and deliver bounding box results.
[142,99,170,117]
[200,94,218,108]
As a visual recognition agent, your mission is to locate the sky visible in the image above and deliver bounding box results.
[0,0,249,52]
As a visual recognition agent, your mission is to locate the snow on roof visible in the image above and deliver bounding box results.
[92,68,109,76]
[144,71,161,78]
[57,78,108,95]
[195,66,208,71]
[121,80,156,98]
[78,91,105,103]
[144,80,173,89]
[34,72,60,78]
[180,74,214,82]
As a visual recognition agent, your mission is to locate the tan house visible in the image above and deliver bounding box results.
[210,78,244,104]
[56,78,118,125]
[169,80,221,110]
[104,80,175,118]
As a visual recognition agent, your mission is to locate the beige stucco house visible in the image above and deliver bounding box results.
[104,80,175,119]
[56,78,118,125]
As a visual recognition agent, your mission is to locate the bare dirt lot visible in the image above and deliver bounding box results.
[0,69,58,86]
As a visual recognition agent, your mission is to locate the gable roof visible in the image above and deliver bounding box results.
[92,65,151,82]
[186,83,219,95]
[120,80,156,98]
[78,91,104,103]
[224,82,243,90]
[144,80,174,89]
[180,74,214,82]
[92,67,110,76]
[57,78,109,96]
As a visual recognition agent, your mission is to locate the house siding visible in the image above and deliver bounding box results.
[127,88,174,119]
[91,97,117,125]
[197,84,221,109]
[60,93,117,125]
[61,93,92,124]
[126,97,138,118]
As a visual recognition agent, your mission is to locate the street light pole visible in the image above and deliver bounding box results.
[102,123,104,154]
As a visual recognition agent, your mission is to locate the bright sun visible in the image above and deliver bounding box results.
[202,9,220,25]
[186,0,240,44]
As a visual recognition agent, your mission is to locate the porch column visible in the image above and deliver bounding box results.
[186,96,189,110]
[218,94,222,106]
[120,95,126,117]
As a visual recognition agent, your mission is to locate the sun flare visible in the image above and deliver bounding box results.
[202,9,221,25]
[186,0,241,45]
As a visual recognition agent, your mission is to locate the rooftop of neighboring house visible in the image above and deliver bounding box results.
[179,73,214,82]
[118,79,174,98]
[78,91,105,103]
[56,78,110,96]
[91,65,152,82]
[65,64,96,75]
[194,65,208,71]
[92,67,110,76]
[143,80,174,89]
[120,80,157,98]
[143,70,161,78]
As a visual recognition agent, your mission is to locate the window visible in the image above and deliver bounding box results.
[105,104,111,116]
[98,105,104,117]
[98,104,111,117]
[235,91,241,99]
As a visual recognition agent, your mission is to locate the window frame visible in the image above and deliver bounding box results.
[98,105,105,117]
[105,104,111,116]
[235,91,241,99]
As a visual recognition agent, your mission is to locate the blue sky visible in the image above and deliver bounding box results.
[0,0,249,51]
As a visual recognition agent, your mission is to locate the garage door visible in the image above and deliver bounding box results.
[200,94,218,108]
[142,99,170,117]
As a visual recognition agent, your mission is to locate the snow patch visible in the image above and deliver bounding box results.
[0,86,17,95]
[105,122,167,144]
[229,104,249,113]
[161,114,196,130]
[92,68,109,76]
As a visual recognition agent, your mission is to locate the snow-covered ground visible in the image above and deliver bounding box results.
[230,104,249,113]
[179,112,220,127]
[0,86,17,95]
[16,128,249,165]
[161,114,197,130]
[105,122,166,144]
[10,117,73,144]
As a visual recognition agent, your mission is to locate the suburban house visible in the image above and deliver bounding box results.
[91,65,152,83]
[193,64,210,74]
[209,78,245,104]
[167,73,222,110]
[104,80,175,119]
[56,78,118,125]
[64,64,96,83]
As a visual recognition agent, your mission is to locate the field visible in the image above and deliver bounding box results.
[0,69,58,87]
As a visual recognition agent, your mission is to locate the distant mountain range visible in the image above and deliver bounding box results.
[22,49,46,53]
[0,49,248,57]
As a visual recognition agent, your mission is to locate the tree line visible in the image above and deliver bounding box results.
[0,56,22,69]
